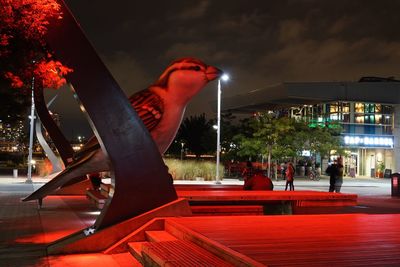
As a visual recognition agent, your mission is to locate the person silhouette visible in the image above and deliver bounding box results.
[285,162,295,191]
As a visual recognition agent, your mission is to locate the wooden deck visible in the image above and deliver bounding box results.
[168,214,400,266]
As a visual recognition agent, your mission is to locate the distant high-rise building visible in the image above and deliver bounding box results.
[0,118,25,152]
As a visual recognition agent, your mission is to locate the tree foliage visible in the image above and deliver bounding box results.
[176,113,215,158]
[233,112,343,161]
[0,0,72,91]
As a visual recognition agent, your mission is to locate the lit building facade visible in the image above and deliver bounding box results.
[288,102,395,177]
[223,79,400,177]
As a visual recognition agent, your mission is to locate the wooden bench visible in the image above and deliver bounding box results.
[191,205,264,216]
[86,189,108,209]
[86,183,113,209]
[178,190,357,214]
[88,183,357,214]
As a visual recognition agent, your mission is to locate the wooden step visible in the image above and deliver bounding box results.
[165,219,265,266]
[142,240,233,267]
[145,230,177,242]
[127,241,148,265]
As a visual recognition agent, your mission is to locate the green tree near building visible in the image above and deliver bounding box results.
[233,112,343,173]
[234,113,295,176]
[306,121,344,160]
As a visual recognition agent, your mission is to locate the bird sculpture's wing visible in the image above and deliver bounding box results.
[129,90,164,132]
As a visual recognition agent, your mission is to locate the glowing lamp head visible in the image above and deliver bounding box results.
[221,74,230,82]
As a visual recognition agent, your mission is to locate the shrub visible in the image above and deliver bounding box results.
[164,158,223,181]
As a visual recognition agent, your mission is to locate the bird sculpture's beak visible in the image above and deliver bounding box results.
[205,66,223,81]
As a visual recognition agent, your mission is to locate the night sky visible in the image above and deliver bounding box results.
[45,0,400,139]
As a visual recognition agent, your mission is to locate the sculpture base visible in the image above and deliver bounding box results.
[47,198,192,255]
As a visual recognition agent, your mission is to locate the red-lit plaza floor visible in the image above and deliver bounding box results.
[2,180,400,266]
[168,214,400,266]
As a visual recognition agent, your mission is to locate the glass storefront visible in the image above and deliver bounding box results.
[290,101,395,177]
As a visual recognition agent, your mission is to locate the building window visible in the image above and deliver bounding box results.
[364,103,375,113]
[355,115,364,123]
[341,102,350,122]
[375,114,382,124]
[330,114,339,121]
[343,113,350,123]
[355,103,364,113]
[342,103,350,113]
[330,104,339,113]
[364,114,375,124]
[382,105,393,114]
[383,115,392,125]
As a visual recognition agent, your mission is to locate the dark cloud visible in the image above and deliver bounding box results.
[49,0,400,138]
[101,51,151,94]
[175,0,210,20]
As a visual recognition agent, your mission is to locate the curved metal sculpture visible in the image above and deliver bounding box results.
[31,0,219,229]
[33,82,74,166]
[35,116,63,174]
[35,95,63,174]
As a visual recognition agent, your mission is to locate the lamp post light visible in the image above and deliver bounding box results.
[215,74,229,184]
[180,142,185,161]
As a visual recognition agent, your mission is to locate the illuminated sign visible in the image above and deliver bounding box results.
[343,135,394,148]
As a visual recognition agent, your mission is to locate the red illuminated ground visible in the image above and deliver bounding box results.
[169,214,400,266]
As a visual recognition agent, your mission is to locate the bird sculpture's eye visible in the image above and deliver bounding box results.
[193,66,201,71]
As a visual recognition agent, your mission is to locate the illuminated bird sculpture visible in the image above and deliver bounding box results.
[24,58,222,202]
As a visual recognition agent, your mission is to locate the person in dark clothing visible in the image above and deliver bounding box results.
[88,172,102,191]
[335,157,344,193]
[285,162,295,191]
[281,162,287,180]
[243,169,274,190]
[326,160,338,192]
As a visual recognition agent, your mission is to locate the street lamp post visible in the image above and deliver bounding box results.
[215,74,229,184]
[26,75,36,183]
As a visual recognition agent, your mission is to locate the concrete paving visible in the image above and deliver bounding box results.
[0,176,140,267]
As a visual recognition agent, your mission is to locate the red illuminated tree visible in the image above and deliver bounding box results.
[0,0,72,90]
[0,0,74,165]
